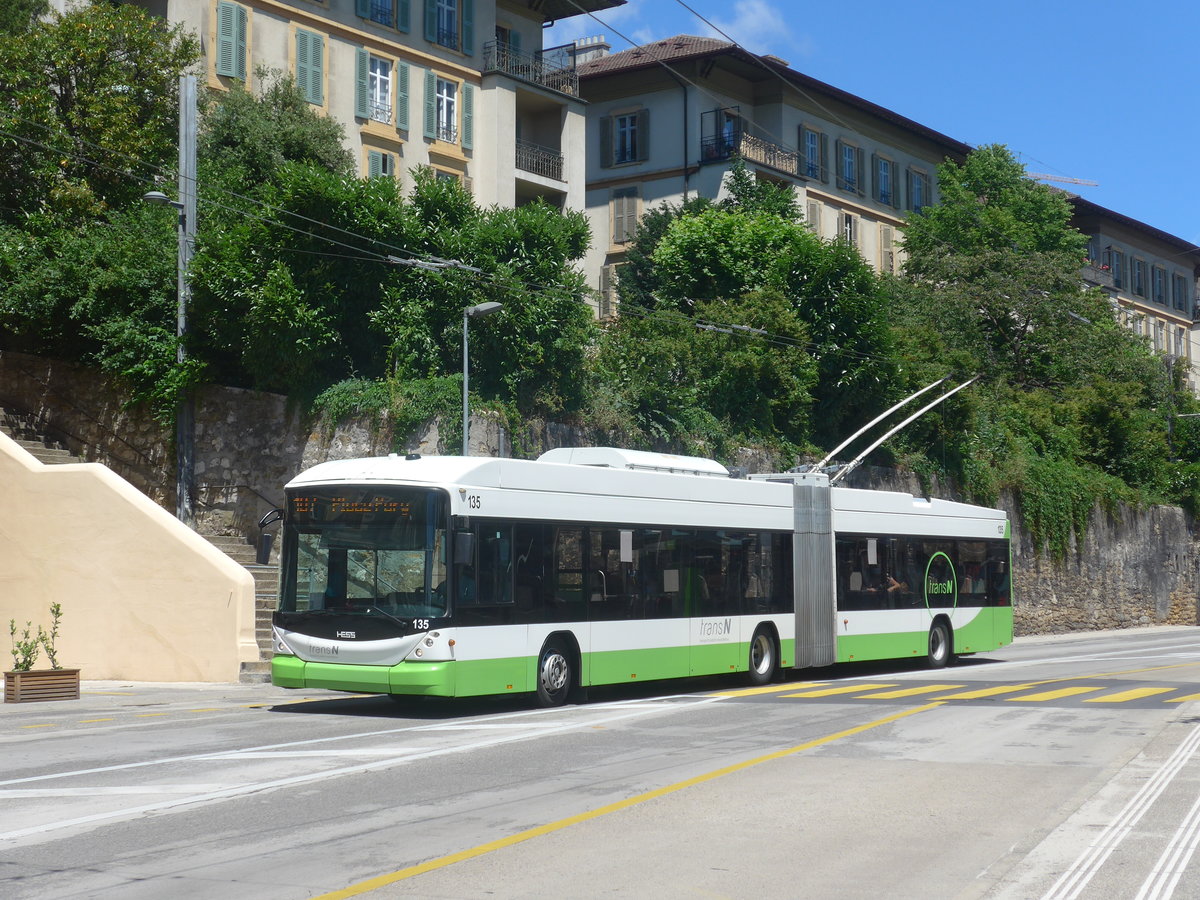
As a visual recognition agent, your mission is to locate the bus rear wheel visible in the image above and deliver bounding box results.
[747,628,777,686]
[536,641,572,707]
[927,621,952,669]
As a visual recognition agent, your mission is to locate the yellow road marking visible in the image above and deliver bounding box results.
[79,718,113,724]
[1084,687,1175,703]
[712,682,829,698]
[1167,693,1200,703]
[20,724,54,729]
[781,683,899,698]
[137,713,167,718]
[855,684,965,699]
[933,684,1040,700]
[1007,686,1103,703]
[189,708,222,713]
[311,702,944,899]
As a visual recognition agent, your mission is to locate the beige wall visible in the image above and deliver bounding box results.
[0,432,258,682]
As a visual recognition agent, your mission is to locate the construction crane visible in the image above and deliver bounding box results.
[1027,172,1099,186]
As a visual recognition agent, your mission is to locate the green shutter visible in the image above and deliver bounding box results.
[368,150,383,179]
[396,63,409,130]
[216,2,236,77]
[423,69,436,139]
[424,0,437,41]
[510,29,521,54]
[296,30,323,105]
[233,5,247,80]
[636,108,649,161]
[462,83,474,149]
[871,153,879,202]
[462,0,474,55]
[397,0,410,32]
[355,0,370,18]
[355,48,370,118]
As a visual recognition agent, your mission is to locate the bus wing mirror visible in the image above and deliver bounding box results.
[454,531,475,565]
[259,508,283,529]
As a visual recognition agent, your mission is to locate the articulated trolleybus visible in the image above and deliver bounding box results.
[270,446,1013,706]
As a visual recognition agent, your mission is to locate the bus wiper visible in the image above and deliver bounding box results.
[363,606,408,629]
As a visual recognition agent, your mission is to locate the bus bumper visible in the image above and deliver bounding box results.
[271,655,456,697]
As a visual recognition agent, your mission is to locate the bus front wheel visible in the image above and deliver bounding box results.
[747,628,777,686]
[927,621,952,669]
[537,641,573,707]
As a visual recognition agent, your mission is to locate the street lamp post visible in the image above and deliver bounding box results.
[462,301,502,456]
[143,74,197,526]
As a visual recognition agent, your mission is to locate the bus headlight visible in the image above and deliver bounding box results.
[272,629,293,655]
[424,637,435,647]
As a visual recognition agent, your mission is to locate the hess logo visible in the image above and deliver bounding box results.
[336,630,356,639]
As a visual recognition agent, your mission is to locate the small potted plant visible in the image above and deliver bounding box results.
[5,603,79,703]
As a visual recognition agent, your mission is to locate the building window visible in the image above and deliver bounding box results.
[835,139,863,194]
[1173,273,1191,313]
[1104,247,1126,290]
[600,110,649,167]
[1176,326,1187,358]
[838,211,857,246]
[367,149,394,179]
[1155,320,1165,351]
[358,0,411,30]
[906,168,930,212]
[295,29,324,105]
[873,155,896,207]
[369,56,391,122]
[1152,266,1167,305]
[612,186,639,244]
[436,77,457,142]
[215,2,248,80]
[423,0,473,54]
[1133,259,1148,298]
[800,124,827,181]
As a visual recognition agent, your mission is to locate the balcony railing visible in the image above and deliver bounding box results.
[437,124,457,143]
[1082,263,1114,289]
[369,100,391,124]
[483,40,579,97]
[516,138,564,181]
[436,27,459,51]
[699,131,798,177]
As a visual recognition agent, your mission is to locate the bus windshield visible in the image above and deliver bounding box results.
[279,486,449,620]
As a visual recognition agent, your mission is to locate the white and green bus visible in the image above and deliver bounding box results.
[270,447,1012,706]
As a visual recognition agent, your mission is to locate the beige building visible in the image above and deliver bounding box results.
[118,0,624,209]
[576,35,972,317]
[1073,198,1200,391]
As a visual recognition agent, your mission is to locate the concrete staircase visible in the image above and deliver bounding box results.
[2,403,278,685]
[0,406,86,465]
[204,535,278,683]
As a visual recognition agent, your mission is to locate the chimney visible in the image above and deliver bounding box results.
[573,35,611,65]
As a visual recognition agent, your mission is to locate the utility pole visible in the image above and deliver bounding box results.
[176,74,197,526]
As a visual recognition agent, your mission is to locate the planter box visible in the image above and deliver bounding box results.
[4,668,80,703]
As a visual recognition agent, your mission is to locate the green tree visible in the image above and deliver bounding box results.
[0,2,199,225]
[0,0,49,36]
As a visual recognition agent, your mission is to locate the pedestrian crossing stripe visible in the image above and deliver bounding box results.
[1007,686,1102,702]
[720,681,1200,705]
[1082,687,1174,703]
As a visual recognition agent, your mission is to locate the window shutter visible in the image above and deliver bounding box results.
[871,152,879,202]
[396,63,409,130]
[636,108,649,161]
[599,116,613,168]
[854,147,864,195]
[462,83,474,149]
[806,199,821,234]
[905,168,914,210]
[216,2,236,77]
[881,225,895,273]
[233,5,247,80]
[397,0,410,32]
[295,30,310,102]
[368,150,383,179]
[834,139,845,190]
[598,264,612,319]
[819,132,829,182]
[510,30,521,54]
[310,32,324,104]
[355,49,370,118]
[462,0,474,55]
[423,69,436,139]
[355,0,370,17]
[424,0,437,42]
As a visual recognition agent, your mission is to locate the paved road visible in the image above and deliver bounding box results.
[2,627,1199,899]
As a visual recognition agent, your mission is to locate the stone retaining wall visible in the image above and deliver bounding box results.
[2,350,1196,635]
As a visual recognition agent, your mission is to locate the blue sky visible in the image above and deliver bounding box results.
[548,0,1200,245]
